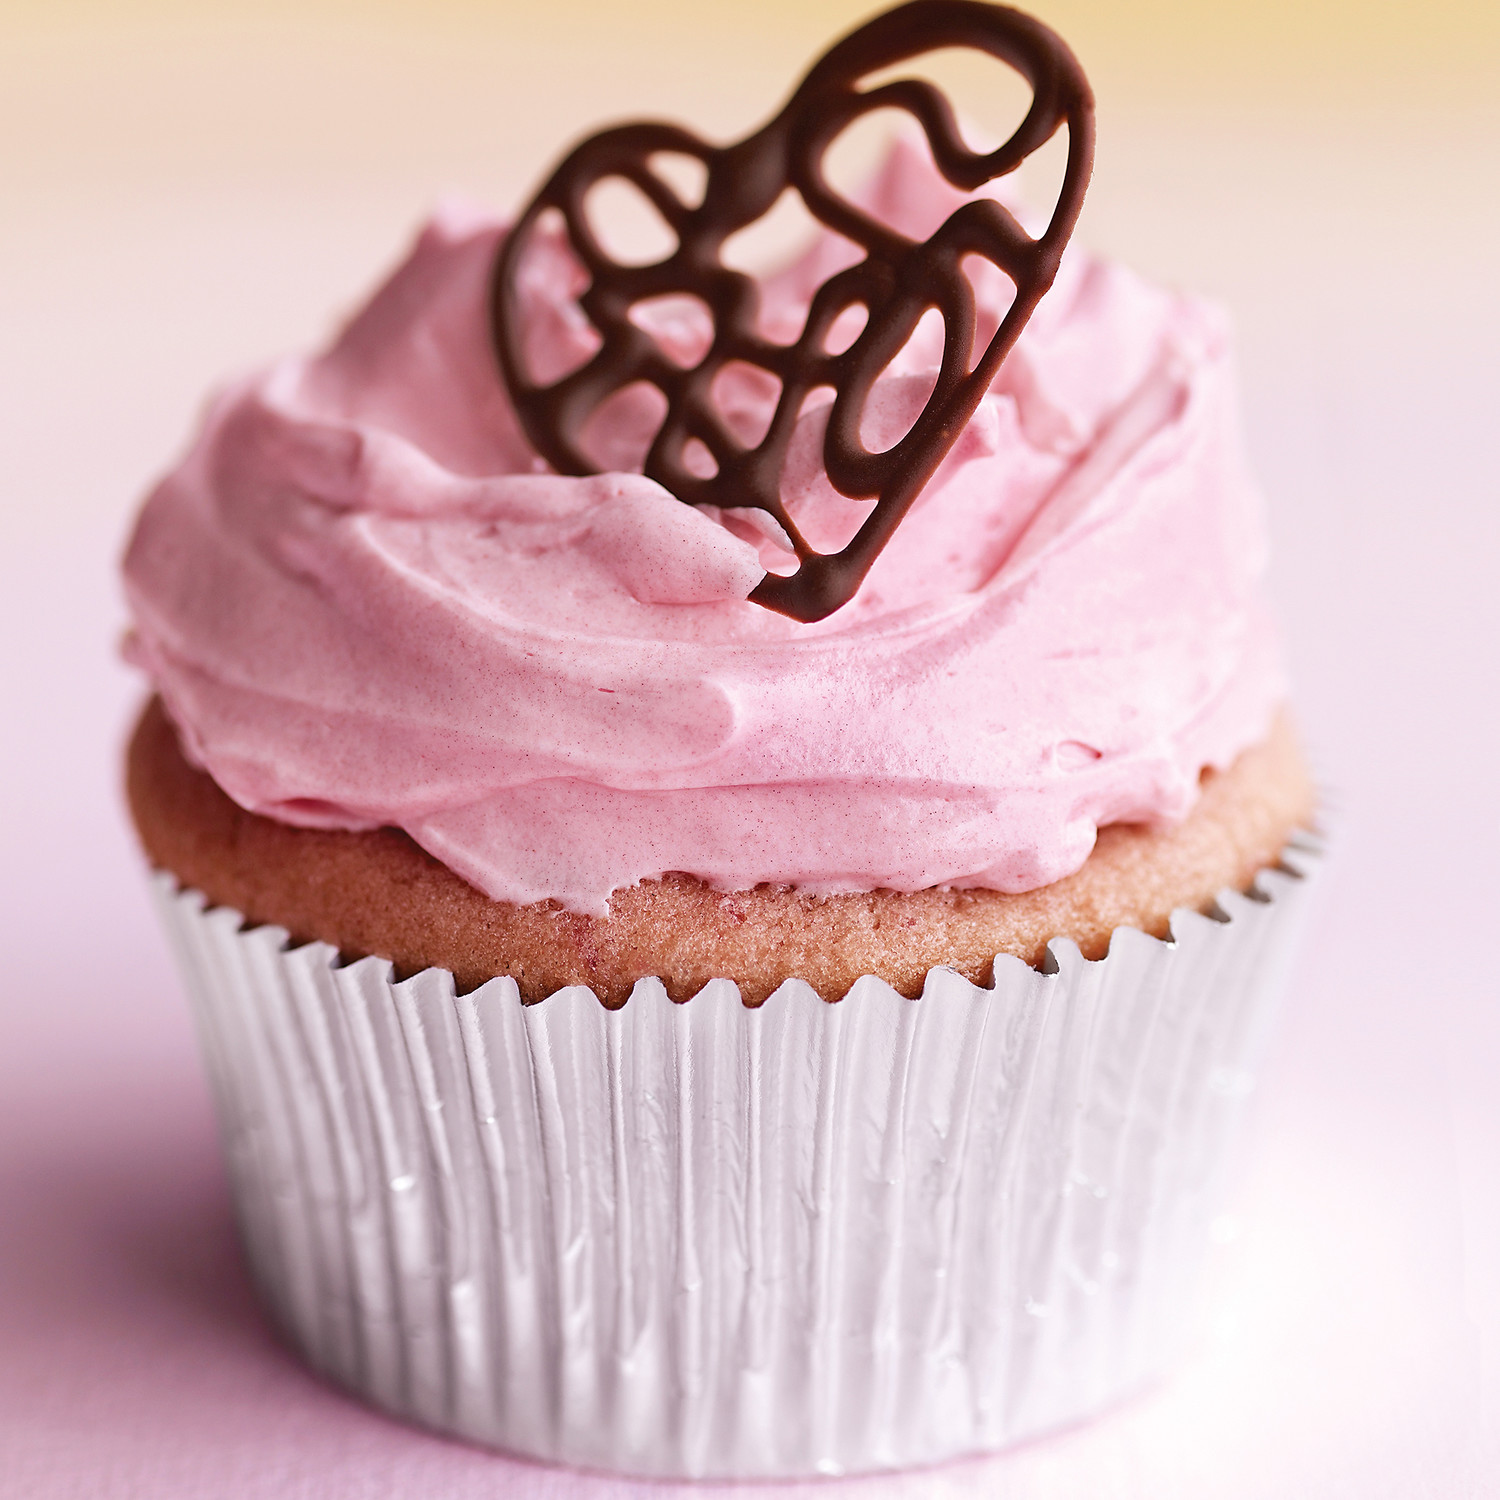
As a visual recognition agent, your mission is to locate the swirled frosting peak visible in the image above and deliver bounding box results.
[124,142,1285,914]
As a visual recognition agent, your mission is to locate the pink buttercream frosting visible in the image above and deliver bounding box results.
[123,141,1285,915]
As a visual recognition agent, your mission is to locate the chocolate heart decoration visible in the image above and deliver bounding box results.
[491,0,1095,621]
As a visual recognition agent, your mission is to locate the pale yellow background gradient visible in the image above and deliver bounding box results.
[3,0,1496,545]
[1,4,1499,1496]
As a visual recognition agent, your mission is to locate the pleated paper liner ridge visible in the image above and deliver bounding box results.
[151,832,1322,1479]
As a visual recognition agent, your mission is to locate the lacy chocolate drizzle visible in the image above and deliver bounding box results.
[491,0,1095,621]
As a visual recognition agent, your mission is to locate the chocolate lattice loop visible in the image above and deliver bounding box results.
[491,0,1095,622]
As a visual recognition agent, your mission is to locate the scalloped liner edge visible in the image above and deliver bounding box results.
[148,830,1323,1479]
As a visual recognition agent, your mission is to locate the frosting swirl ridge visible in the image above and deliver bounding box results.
[124,143,1285,914]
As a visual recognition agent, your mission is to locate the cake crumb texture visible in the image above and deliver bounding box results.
[127,697,1316,1006]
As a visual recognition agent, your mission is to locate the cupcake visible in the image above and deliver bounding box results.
[122,0,1320,1479]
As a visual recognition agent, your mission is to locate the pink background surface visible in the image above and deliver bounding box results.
[2,4,1498,1494]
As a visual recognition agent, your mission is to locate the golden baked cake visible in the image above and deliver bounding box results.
[129,696,1313,1004]
[121,1,1321,1478]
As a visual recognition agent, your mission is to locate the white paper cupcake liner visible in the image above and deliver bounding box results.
[151,831,1322,1479]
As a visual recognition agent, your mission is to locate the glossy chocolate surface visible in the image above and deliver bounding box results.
[492,0,1094,620]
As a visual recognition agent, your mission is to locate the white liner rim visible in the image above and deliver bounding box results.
[152,831,1323,1480]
